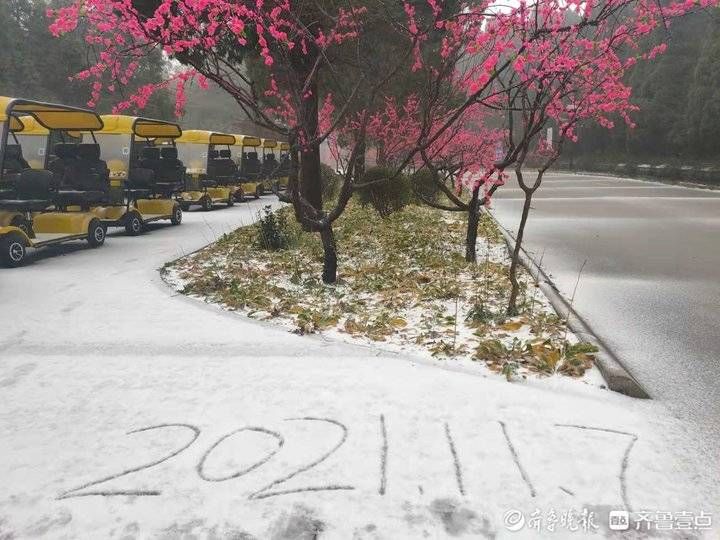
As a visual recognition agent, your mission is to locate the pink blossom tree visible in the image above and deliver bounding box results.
[490,2,676,314]
[48,0,715,286]
[50,0,470,282]
[360,95,506,262]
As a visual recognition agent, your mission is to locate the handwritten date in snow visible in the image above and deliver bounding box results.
[57,417,636,508]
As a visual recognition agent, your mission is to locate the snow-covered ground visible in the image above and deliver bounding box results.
[1,198,717,539]
[164,207,604,386]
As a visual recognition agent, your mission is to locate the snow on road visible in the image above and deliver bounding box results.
[0,198,717,539]
[492,173,720,463]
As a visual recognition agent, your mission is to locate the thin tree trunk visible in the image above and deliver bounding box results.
[320,224,338,284]
[354,138,366,181]
[299,79,323,225]
[280,131,300,206]
[507,189,533,315]
[465,185,481,262]
[376,144,387,167]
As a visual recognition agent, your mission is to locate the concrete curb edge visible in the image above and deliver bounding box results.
[487,210,651,399]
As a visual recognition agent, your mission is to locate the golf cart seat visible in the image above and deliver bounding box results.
[0,169,53,212]
[154,147,186,195]
[242,151,262,179]
[262,154,278,178]
[207,150,225,182]
[54,189,108,208]
[139,147,163,172]
[53,144,110,208]
[137,146,185,196]
[133,147,165,196]
[2,145,32,193]
[206,149,220,171]
[278,155,291,176]
[0,199,51,212]
[72,144,110,191]
[159,147,186,179]
[126,167,153,198]
[208,149,238,185]
[48,144,78,188]
[218,149,237,168]
[2,144,30,174]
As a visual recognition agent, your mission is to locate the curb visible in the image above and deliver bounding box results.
[553,168,720,192]
[487,210,650,399]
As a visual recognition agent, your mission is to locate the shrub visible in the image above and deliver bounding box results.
[321,163,342,201]
[410,168,440,204]
[255,205,291,250]
[355,166,412,217]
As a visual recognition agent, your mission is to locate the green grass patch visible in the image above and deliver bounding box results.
[170,203,596,378]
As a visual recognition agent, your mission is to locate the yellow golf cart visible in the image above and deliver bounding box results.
[174,130,239,211]
[0,96,108,267]
[231,134,264,200]
[81,115,184,234]
[1,115,89,232]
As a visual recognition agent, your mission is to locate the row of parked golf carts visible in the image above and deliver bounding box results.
[0,96,291,267]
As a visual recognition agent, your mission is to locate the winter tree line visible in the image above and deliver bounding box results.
[568,9,720,164]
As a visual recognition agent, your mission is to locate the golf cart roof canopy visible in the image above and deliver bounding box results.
[99,115,183,138]
[16,115,50,135]
[0,96,103,131]
[8,115,25,133]
[280,142,290,151]
[177,130,235,146]
[262,138,278,149]
[235,135,261,147]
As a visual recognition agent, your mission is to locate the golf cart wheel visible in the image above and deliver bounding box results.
[255,185,263,198]
[87,219,106,247]
[124,211,144,236]
[0,232,27,268]
[180,202,190,211]
[9,215,32,237]
[170,204,182,225]
[201,196,213,212]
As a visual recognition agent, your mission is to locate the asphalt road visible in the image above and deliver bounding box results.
[492,172,720,457]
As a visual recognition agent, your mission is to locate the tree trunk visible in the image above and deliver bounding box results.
[376,143,387,167]
[507,189,534,315]
[465,185,481,262]
[299,79,323,222]
[320,224,338,284]
[354,137,366,181]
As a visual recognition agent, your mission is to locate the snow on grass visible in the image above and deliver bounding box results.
[165,203,603,387]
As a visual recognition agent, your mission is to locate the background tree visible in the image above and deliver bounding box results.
[684,17,720,156]
[358,95,505,262]
[567,8,720,163]
[0,0,173,118]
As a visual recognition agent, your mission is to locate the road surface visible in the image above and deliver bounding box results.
[1,195,718,537]
[492,172,720,460]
